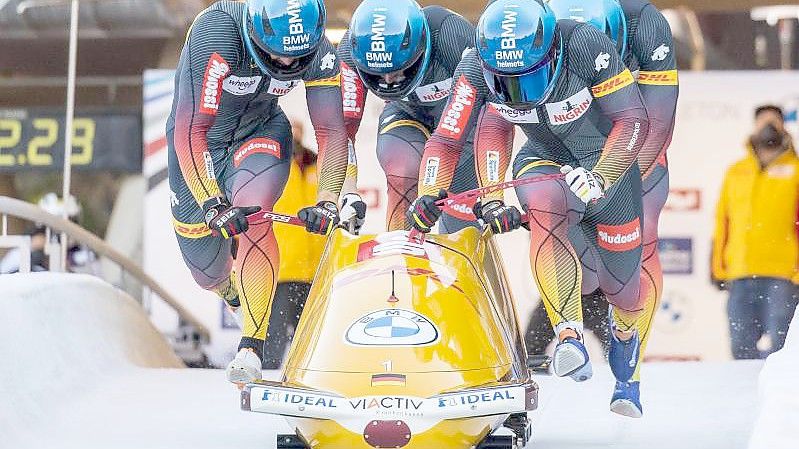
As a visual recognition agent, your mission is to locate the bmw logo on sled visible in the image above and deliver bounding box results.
[241,227,537,449]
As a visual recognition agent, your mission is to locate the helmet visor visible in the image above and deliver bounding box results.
[482,40,559,109]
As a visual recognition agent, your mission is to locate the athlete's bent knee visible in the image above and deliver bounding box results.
[518,177,584,226]
[606,284,646,312]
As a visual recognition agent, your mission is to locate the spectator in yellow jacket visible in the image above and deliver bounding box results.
[262,120,326,369]
[712,105,799,359]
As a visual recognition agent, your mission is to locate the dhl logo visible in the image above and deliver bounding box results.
[591,69,634,97]
[173,219,211,239]
[638,70,678,86]
[305,73,341,88]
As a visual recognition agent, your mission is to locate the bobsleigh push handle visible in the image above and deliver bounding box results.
[408,173,565,242]
[247,173,565,237]
[436,173,565,209]
[246,210,360,235]
[246,211,306,228]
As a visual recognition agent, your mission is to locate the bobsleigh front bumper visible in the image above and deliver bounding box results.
[241,380,538,421]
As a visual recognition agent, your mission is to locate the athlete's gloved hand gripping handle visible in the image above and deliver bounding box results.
[560,165,604,203]
[298,201,340,235]
[407,190,448,233]
[203,197,262,239]
[475,200,523,234]
[339,193,367,234]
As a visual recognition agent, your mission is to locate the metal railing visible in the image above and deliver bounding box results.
[0,195,211,347]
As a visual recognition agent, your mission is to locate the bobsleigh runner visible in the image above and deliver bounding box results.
[240,178,560,449]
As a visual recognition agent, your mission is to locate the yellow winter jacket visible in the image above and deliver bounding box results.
[712,145,799,283]
[273,159,326,282]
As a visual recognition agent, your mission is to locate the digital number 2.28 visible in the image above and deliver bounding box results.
[0,118,95,166]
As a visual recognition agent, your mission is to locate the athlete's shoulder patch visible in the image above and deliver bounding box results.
[415,78,452,103]
[266,78,300,96]
[319,51,337,71]
[650,44,670,62]
[340,61,365,118]
[222,75,261,96]
[591,69,635,98]
[435,75,476,139]
[488,102,539,124]
[199,52,231,115]
[544,88,593,125]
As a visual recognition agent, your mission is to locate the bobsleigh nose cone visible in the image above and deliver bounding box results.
[363,420,412,448]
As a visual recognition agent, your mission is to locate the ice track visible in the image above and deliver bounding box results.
[2,273,763,449]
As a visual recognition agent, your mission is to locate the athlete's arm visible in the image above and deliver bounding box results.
[418,53,487,196]
[632,4,679,179]
[336,30,369,142]
[334,31,365,197]
[474,107,515,201]
[435,10,512,199]
[172,10,240,206]
[574,25,649,189]
[304,39,350,203]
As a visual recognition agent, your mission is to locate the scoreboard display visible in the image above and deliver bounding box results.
[0,109,142,172]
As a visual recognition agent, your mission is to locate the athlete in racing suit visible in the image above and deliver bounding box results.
[337,0,490,232]
[407,0,651,416]
[547,0,678,405]
[167,0,349,383]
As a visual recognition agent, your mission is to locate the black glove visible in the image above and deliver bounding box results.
[298,201,339,235]
[476,200,522,234]
[407,189,447,232]
[202,197,261,239]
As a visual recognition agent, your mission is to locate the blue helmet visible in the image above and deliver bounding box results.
[243,0,326,79]
[477,0,563,109]
[348,0,431,99]
[548,0,627,57]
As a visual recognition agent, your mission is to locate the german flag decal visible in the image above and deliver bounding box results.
[638,70,679,86]
[371,373,407,387]
[591,69,635,98]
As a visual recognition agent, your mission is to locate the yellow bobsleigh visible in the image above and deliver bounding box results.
[241,227,537,449]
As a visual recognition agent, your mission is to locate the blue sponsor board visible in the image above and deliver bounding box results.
[658,238,693,275]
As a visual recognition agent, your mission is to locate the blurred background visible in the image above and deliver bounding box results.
[2,0,799,366]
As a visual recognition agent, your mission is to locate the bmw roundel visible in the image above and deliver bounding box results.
[346,309,439,346]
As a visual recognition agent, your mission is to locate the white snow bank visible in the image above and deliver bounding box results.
[748,307,799,449]
[0,273,183,443]
[0,273,764,449]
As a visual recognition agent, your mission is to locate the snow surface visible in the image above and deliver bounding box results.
[1,273,763,449]
[748,306,799,449]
